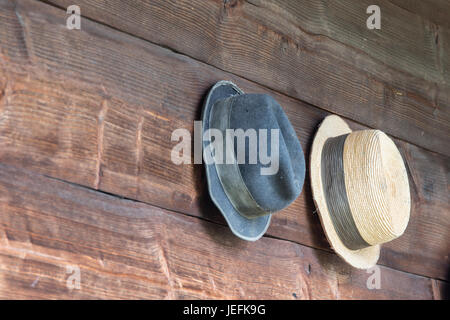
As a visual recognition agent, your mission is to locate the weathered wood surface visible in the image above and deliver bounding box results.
[0,163,440,299]
[389,0,450,29]
[0,0,449,283]
[45,0,450,156]
[432,279,450,300]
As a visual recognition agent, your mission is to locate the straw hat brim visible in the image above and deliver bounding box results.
[310,115,380,269]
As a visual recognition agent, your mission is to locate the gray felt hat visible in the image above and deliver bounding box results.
[202,81,305,241]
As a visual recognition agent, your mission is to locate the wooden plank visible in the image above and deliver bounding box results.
[390,0,450,29]
[431,279,450,300]
[0,0,449,280]
[0,163,437,299]
[44,0,450,156]
[439,27,450,92]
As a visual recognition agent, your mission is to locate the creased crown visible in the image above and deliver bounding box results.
[228,94,305,213]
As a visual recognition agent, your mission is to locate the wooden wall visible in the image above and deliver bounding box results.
[0,0,448,299]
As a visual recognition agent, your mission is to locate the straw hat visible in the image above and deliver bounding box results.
[310,115,411,268]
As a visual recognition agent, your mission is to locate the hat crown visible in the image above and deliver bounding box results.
[227,94,305,213]
[343,130,411,246]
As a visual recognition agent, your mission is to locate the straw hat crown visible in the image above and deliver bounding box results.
[342,129,410,246]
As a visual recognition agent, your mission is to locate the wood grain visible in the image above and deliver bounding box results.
[44,0,450,156]
[432,279,450,300]
[390,0,450,29]
[0,0,448,281]
[0,163,438,299]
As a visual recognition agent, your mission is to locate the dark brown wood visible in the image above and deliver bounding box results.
[432,279,450,300]
[0,0,448,282]
[44,0,450,156]
[0,163,437,299]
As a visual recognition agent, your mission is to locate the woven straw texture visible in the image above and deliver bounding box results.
[344,130,410,246]
[310,115,411,268]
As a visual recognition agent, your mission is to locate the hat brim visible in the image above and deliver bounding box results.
[310,115,380,268]
[202,80,271,241]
